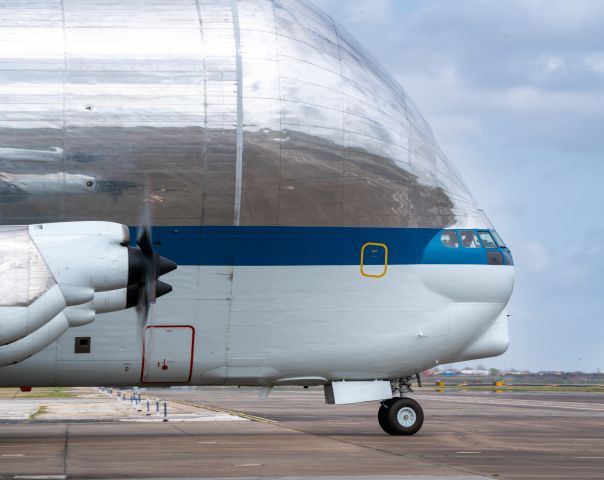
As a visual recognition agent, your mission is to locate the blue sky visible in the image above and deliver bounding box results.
[313,0,604,372]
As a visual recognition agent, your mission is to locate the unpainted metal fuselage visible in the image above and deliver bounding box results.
[0,0,514,389]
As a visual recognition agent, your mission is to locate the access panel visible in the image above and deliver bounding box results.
[141,326,195,384]
[361,242,388,278]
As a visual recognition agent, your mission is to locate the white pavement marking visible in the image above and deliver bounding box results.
[111,477,489,479]
[13,476,66,480]
[124,413,245,423]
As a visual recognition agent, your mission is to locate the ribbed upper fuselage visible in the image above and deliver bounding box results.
[0,0,485,231]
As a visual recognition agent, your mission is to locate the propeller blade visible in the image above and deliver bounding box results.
[156,281,173,299]
[136,184,154,256]
[137,227,154,257]
[156,254,177,277]
[127,183,177,335]
[146,266,156,306]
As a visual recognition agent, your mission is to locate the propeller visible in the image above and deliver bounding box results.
[126,199,177,325]
[125,193,177,381]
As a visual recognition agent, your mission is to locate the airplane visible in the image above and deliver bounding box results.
[0,172,96,196]
[0,0,514,436]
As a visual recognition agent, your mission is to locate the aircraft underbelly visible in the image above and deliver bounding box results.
[0,264,514,387]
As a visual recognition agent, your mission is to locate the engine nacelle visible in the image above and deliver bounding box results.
[29,221,130,293]
[0,222,175,367]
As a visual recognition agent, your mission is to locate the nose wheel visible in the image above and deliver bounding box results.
[378,397,424,435]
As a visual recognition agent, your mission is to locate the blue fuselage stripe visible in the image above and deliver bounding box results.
[130,226,502,267]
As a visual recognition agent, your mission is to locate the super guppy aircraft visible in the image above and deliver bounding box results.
[0,0,514,435]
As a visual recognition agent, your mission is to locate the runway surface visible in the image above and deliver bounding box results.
[0,387,603,479]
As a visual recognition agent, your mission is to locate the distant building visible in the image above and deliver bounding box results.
[461,369,489,376]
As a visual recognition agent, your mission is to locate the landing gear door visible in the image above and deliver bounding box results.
[141,326,195,383]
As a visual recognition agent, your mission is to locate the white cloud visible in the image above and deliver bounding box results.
[514,242,551,272]
[584,53,604,74]
[541,56,566,75]
[312,0,396,25]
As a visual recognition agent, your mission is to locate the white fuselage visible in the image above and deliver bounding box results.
[0,264,514,388]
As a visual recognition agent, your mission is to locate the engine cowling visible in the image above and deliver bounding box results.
[0,221,176,367]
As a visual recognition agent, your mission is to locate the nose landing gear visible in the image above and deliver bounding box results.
[378,375,424,435]
[378,397,424,435]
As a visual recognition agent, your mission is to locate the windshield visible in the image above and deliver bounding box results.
[441,231,459,248]
[460,230,480,248]
[491,231,507,248]
[478,231,498,249]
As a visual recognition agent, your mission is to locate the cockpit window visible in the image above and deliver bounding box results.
[491,231,506,248]
[460,230,480,248]
[478,231,497,249]
[441,231,459,248]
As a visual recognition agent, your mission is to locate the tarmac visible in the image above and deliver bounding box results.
[0,386,603,479]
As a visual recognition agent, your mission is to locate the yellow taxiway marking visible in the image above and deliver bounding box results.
[171,400,275,424]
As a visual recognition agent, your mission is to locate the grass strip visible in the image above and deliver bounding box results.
[28,405,49,419]
[0,387,73,399]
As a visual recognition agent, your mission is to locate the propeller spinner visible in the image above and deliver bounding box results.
[126,224,177,318]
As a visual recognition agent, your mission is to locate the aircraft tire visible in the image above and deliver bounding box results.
[378,399,397,434]
[378,397,424,436]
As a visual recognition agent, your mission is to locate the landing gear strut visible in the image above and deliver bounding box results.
[378,375,424,435]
